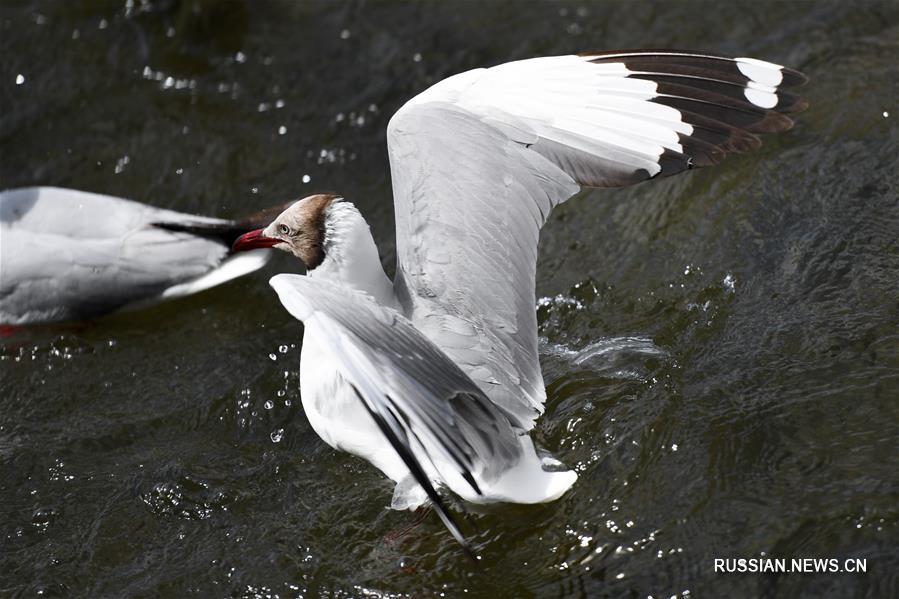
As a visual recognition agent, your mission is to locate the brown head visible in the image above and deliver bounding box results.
[231,194,341,269]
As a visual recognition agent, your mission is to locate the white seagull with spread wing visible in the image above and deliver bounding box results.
[231,50,807,551]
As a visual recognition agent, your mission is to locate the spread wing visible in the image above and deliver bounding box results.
[269,274,523,552]
[387,51,807,428]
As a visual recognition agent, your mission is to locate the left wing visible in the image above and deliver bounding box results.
[269,274,523,553]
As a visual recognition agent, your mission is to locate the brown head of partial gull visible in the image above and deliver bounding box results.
[231,194,341,269]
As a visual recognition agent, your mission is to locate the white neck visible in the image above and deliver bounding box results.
[308,201,396,307]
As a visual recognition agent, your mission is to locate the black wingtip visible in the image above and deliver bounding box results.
[461,470,482,496]
[780,67,809,88]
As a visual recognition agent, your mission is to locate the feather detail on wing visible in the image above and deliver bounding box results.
[387,50,806,427]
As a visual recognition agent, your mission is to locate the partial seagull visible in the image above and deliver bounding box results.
[0,186,285,324]
[231,50,808,552]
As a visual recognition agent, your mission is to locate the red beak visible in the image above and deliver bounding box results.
[232,228,281,252]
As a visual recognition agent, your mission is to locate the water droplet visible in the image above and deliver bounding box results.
[278,125,287,135]
[98,18,108,29]
[268,353,277,361]
[114,155,130,174]
[264,400,274,410]
[723,273,735,293]
[235,51,247,63]
[340,29,351,39]
[884,111,890,118]
[15,74,25,85]
[278,345,288,353]
[413,52,422,63]
[270,428,284,443]
[302,174,311,183]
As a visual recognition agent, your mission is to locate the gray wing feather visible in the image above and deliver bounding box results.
[389,103,578,428]
[0,186,228,234]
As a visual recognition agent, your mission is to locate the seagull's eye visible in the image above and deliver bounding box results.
[278,224,291,236]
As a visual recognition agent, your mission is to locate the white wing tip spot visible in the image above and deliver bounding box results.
[736,57,784,87]
[744,87,778,109]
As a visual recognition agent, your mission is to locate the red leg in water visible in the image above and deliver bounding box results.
[384,505,432,545]
[0,325,21,338]
[0,320,94,340]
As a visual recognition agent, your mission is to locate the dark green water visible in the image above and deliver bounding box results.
[1,1,897,597]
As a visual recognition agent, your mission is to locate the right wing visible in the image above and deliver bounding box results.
[387,51,807,428]
[269,274,523,553]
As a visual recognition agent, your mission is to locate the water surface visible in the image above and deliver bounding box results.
[1,1,897,597]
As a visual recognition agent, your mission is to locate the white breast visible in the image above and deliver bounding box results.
[299,322,409,482]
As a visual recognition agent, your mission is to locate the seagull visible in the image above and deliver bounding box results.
[0,186,287,325]
[231,50,808,551]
